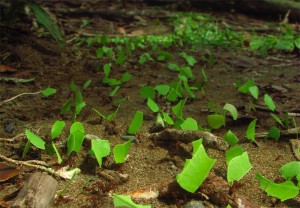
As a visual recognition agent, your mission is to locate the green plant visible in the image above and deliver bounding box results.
[180,52,197,66]
[176,139,216,193]
[49,120,65,164]
[139,52,154,64]
[224,130,239,146]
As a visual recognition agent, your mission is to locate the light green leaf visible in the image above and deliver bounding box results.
[207,114,225,129]
[147,98,160,113]
[278,161,300,181]
[25,129,45,150]
[238,80,254,93]
[91,139,110,167]
[271,113,284,126]
[109,86,120,97]
[223,103,238,120]
[256,174,299,201]
[264,94,276,112]
[246,119,257,142]
[176,139,216,193]
[75,102,86,116]
[67,122,85,156]
[113,194,151,208]
[181,117,198,130]
[121,72,132,83]
[162,111,174,125]
[83,80,91,90]
[51,120,65,139]
[180,52,197,66]
[140,86,155,99]
[127,111,143,134]
[225,146,244,165]
[249,86,259,99]
[61,98,72,114]
[113,140,132,164]
[172,99,186,119]
[227,152,252,185]
[267,126,280,140]
[42,87,56,97]
[103,63,111,77]
[155,85,170,96]
[224,130,239,146]
[107,105,120,122]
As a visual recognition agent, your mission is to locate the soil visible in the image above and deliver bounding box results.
[0,1,300,208]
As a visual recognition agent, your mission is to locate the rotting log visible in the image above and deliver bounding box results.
[12,172,57,208]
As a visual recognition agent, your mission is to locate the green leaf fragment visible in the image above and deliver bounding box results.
[256,173,299,201]
[176,139,216,193]
[113,140,132,164]
[246,119,257,142]
[25,129,45,150]
[271,113,284,126]
[278,161,300,181]
[181,117,198,130]
[223,103,238,120]
[42,87,56,97]
[91,139,110,168]
[113,194,151,208]
[207,114,225,129]
[127,111,143,134]
[267,126,280,140]
[264,94,276,112]
[147,98,160,113]
[51,120,65,139]
[224,130,238,146]
[227,151,252,185]
[249,86,259,99]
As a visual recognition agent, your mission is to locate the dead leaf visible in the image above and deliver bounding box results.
[0,163,20,182]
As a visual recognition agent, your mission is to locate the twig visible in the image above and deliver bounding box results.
[0,153,61,178]
[0,91,42,106]
[0,133,26,142]
[255,127,300,139]
[146,129,229,151]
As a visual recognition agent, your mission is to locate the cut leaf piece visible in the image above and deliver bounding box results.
[264,94,275,112]
[249,86,259,99]
[271,113,284,126]
[225,146,244,165]
[246,119,257,142]
[207,114,225,129]
[25,129,45,150]
[91,139,110,168]
[113,140,132,164]
[127,111,143,134]
[223,103,238,120]
[238,80,254,93]
[147,98,160,113]
[155,85,170,96]
[278,161,300,181]
[256,173,299,201]
[181,117,198,130]
[224,130,238,146]
[172,99,186,119]
[176,139,216,193]
[162,111,174,125]
[267,126,280,140]
[227,151,252,185]
[140,86,155,99]
[51,120,65,139]
[113,194,151,208]
[42,87,56,97]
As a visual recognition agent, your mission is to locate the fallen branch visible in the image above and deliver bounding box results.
[0,91,42,106]
[255,127,300,139]
[146,128,229,151]
[126,172,257,208]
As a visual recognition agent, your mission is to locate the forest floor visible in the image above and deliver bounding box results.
[0,1,300,208]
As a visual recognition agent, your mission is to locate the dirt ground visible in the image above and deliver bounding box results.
[0,1,300,208]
